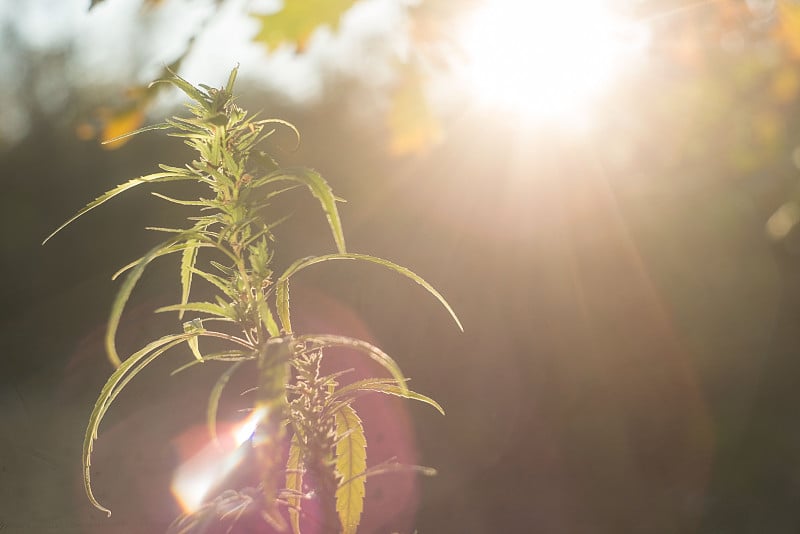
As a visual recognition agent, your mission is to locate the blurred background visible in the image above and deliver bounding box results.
[4,0,800,532]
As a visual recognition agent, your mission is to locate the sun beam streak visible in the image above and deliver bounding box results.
[171,407,266,514]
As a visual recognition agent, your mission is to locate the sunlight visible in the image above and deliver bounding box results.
[457,0,648,124]
[171,407,266,513]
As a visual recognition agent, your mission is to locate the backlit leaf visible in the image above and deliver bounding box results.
[106,238,190,366]
[112,242,206,281]
[101,107,145,150]
[299,334,408,393]
[179,241,198,320]
[156,302,234,321]
[183,318,205,361]
[280,253,463,331]
[42,171,194,245]
[332,378,445,415]
[101,121,171,146]
[257,296,281,338]
[83,333,198,516]
[260,169,346,253]
[251,0,358,52]
[170,350,251,376]
[150,69,210,110]
[334,403,366,534]
[276,278,292,334]
[191,268,236,297]
[207,361,243,444]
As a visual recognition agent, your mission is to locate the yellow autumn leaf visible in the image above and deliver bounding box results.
[772,66,800,103]
[778,0,800,59]
[101,107,145,150]
[753,110,783,145]
[388,66,442,156]
[251,0,358,52]
[335,404,366,534]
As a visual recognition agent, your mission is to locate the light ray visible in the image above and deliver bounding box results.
[171,407,267,514]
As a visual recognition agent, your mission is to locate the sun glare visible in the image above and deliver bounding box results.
[171,407,266,514]
[457,0,648,124]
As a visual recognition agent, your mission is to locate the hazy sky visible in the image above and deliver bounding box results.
[0,0,407,144]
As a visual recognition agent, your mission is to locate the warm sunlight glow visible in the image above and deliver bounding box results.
[457,0,648,124]
[171,407,266,513]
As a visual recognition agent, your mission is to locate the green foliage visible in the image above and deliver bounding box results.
[46,68,460,532]
[250,0,358,52]
[79,0,452,159]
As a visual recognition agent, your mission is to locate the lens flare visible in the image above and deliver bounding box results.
[457,0,648,124]
[171,407,266,514]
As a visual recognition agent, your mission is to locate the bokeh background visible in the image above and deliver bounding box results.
[4,0,800,532]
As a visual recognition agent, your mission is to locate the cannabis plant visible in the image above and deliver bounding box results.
[44,68,461,533]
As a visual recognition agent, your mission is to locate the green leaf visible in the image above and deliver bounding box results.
[260,169,346,253]
[276,279,291,334]
[207,361,243,444]
[150,69,210,110]
[280,253,463,331]
[170,350,251,376]
[83,332,198,516]
[151,192,210,206]
[299,334,408,394]
[286,434,304,534]
[191,268,236,297]
[100,121,171,146]
[255,119,301,151]
[144,226,187,233]
[156,302,234,321]
[106,237,192,366]
[112,242,203,281]
[332,379,445,415]
[250,0,358,52]
[340,460,437,485]
[257,296,281,338]
[225,65,239,95]
[42,171,194,245]
[334,403,366,534]
[183,318,205,361]
[179,241,199,320]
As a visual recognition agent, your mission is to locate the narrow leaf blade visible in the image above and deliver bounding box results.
[157,302,234,321]
[179,241,198,320]
[207,361,243,444]
[112,242,207,281]
[43,172,192,245]
[333,379,444,415]
[84,333,196,515]
[151,70,209,109]
[266,169,346,253]
[300,334,408,395]
[276,279,291,334]
[281,253,463,331]
[100,122,171,145]
[183,319,206,361]
[106,238,188,366]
